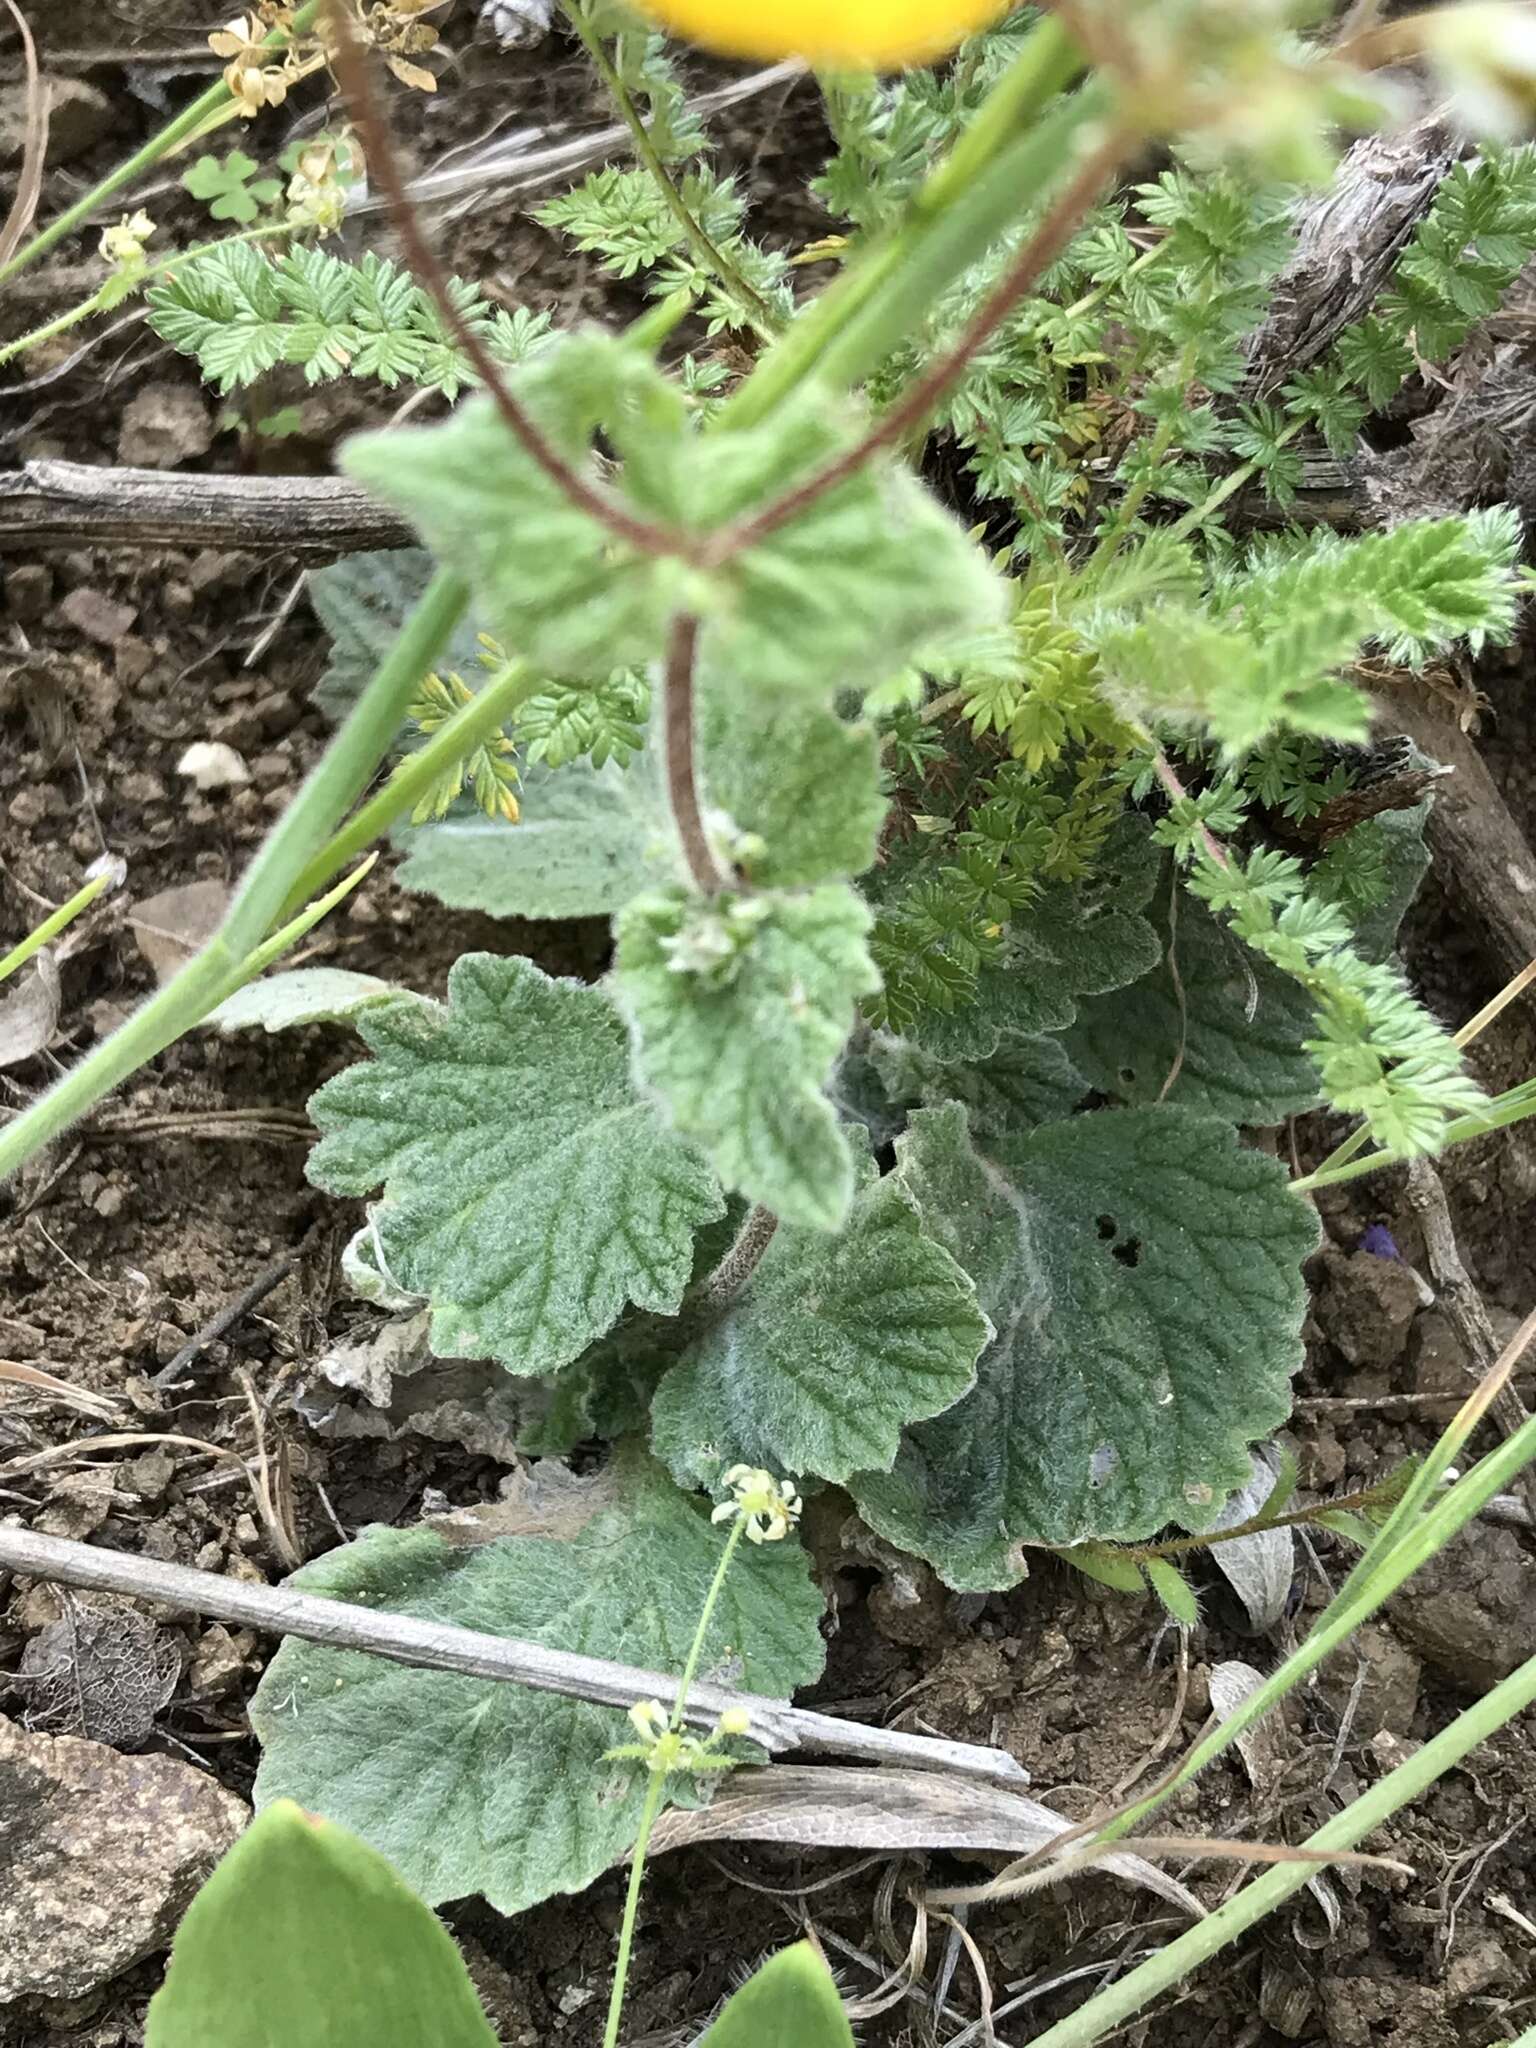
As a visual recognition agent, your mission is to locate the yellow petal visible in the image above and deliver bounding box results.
[632,0,1010,66]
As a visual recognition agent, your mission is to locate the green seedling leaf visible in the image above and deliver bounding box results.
[345,332,1005,694]
[250,1451,825,1914]
[652,1154,988,1488]
[306,955,725,1373]
[182,149,282,224]
[209,967,401,1034]
[616,884,879,1230]
[1144,1556,1201,1626]
[145,1801,496,2048]
[1062,1544,1149,1596]
[850,1104,1317,1584]
[700,1943,855,2048]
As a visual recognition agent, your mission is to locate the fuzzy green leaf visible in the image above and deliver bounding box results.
[870,1031,1087,1140]
[345,335,1005,693]
[145,1803,497,2048]
[1144,1557,1200,1625]
[701,1945,855,2048]
[697,671,888,890]
[306,955,724,1373]
[1065,869,1320,1125]
[616,885,879,1230]
[250,1452,825,1914]
[849,1104,1316,1583]
[393,684,886,922]
[652,1161,989,1489]
[209,968,401,1035]
[394,755,677,920]
[308,550,486,726]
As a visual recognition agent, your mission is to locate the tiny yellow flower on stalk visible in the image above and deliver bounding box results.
[99,210,157,271]
[711,1465,803,1544]
[632,0,1010,68]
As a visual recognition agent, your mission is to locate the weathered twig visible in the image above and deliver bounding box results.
[1405,1157,1533,1444]
[0,459,407,554]
[0,1524,1029,1785]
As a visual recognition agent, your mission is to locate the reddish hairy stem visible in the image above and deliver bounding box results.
[707,124,1132,565]
[663,613,726,895]
[1151,748,1231,870]
[325,0,687,563]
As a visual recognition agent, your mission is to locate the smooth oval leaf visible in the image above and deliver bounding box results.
[307,954,725,1373]
[850,1103,1318,1583]
[251,1452,825,1915]
[146,1802,497,2048]
[700,1943,854,2048]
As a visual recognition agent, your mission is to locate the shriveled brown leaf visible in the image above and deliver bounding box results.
[647,1765,1205,1918]
[0,0,47,268]
[0,951,60,1068]
[127,880,231,984]
[0,1358,123,1421]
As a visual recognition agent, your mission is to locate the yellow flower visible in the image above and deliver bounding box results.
[631,0,1010,67]
[99,210,156,270]
[711,1465,803,1543]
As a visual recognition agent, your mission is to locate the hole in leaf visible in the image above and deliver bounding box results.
[1096,1214,1117,1241]
[1112,1236,1142,1269]
[1119,1067,1136,1085]
[1088,1443,1118,1487]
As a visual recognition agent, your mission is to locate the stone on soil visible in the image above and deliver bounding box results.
[0,1714,246,2005]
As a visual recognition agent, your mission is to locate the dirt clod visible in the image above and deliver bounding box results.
[1315,1248,1424,1370]
[1388,1523,1536,1692]
[117,385,216,470]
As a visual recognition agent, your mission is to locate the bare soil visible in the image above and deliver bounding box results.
[2,7,1535,2045]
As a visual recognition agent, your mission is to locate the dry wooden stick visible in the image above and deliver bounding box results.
[0,1523,1029,1786]
[1405,1158,1533,1446]
[0,459,408,554]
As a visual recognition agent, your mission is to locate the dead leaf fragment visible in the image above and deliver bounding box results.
[648,1766,1205,1918]
[128,879,231,983]
[0,950,60,1068]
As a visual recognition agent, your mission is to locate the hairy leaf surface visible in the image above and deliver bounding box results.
[870,1032,1087,1139]
[904,821,1161,1059]
[701,1945,855,2048]
[250,1454,825,1915]
[1065,871,1319,1124]
[616,885,879,1230]
[210,968,400,1035]
[306,955,724,1373]
[652,1164,989,1488]
[849,1105,1316,1582]
[392,684,886,922]
[394,755,678,920]
[345,335,1004,693]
